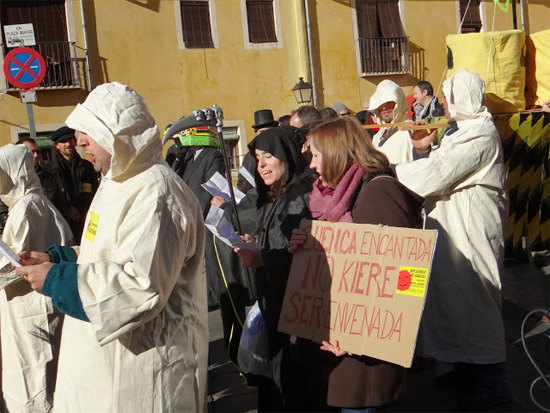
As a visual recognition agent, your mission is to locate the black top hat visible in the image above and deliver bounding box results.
[51,126,76,143]
[252,109,278,131]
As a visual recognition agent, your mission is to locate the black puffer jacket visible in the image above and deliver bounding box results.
[42,152,98,242]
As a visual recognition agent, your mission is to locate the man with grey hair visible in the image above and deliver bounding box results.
[289,105,321,130]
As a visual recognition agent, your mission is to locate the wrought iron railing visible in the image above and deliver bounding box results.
[2,41,83,90]
[358,36,410,75]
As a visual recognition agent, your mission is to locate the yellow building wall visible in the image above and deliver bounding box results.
[1,0,549,149]
[80,0,316,147]
[309,1,359,110]
[525,1,550,33]
[0,0,310,149]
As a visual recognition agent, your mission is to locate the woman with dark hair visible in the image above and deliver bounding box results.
[235,126,334,412]
[289,116,424,412]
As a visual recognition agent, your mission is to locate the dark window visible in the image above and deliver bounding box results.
[356,0,406,38]
[180,1,214,48]
[246,0,277,43]
[459,0,482,33]
[355,0,409,75]
[0,0,68,44]
[0,0,79,89]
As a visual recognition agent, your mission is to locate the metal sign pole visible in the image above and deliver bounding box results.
[4,47,45,141]
[212,105,243,235]
[26,102,37,140]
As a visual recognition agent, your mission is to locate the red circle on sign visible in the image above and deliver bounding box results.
[397,270,411,291]
[3,47,46,89]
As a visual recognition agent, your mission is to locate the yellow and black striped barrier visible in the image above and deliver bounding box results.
[494,112,550,258]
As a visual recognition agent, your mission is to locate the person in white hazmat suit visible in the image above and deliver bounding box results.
[368,79,413,164]
[0,144,74,412]
[395,69,510,410]
[16,82,208,412]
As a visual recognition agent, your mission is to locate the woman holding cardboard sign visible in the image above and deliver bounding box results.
[289,116,424,412]
[234,126,335,412]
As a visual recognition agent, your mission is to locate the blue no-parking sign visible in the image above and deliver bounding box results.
[3,47,46,89]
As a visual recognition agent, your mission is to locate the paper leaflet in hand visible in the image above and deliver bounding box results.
[201,172,245,204]
[0,238,22,267]
[239,165,256,188]
[205,206,259,250]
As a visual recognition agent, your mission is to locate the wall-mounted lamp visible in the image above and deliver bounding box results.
[292,77,313,105]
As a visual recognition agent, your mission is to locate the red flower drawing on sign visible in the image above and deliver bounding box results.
[398,270,411,291]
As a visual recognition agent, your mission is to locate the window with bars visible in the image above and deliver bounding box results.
[246,0,277,43]
[0,0,80,89]
[354,0,410,75]
[459,0,482,33]
[180,1,214,48]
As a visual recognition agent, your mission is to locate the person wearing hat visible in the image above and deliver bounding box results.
[234,109,280,195]
[43,125,98,243]
[333,102,351,116]
[368,80,413,164]
[252,109,278,134]
[163,123,193,176]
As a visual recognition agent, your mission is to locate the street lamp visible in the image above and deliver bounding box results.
[292,77,313,105]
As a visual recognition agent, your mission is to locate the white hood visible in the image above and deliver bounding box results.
[443,68,491,121]
[0,145,41,208]
[66,82,162,181]
[368,79,409,123]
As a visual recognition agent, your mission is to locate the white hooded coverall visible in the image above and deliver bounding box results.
[0,144,73,412]
[44,82,208,412]
[369,79,413,164]
[396,69,509,364]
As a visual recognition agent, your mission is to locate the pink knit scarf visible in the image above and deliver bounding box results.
[309,162,364,223]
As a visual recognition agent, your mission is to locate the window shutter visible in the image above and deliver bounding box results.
[355,0,409,75]
[377,0,405,38]
[180,1,214,48]
[459,0,482,33]
[356,0,378,38]
[246,0,277,43]
[356,0,405,38]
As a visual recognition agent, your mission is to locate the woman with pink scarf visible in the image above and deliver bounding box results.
[290,116,424,413]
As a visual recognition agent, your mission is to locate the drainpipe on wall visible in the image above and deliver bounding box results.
[294,1,309,76]
[519,0,525,31]
[303,0,318,108]
[79,0,93,91]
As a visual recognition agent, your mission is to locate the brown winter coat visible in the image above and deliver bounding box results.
[327,174,424,408]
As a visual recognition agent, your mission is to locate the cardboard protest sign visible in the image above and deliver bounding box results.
[278,220,437,367]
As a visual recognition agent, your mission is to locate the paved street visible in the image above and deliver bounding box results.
[207,260,550,412]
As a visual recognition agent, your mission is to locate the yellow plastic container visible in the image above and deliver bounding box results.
[446,30,526,114]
